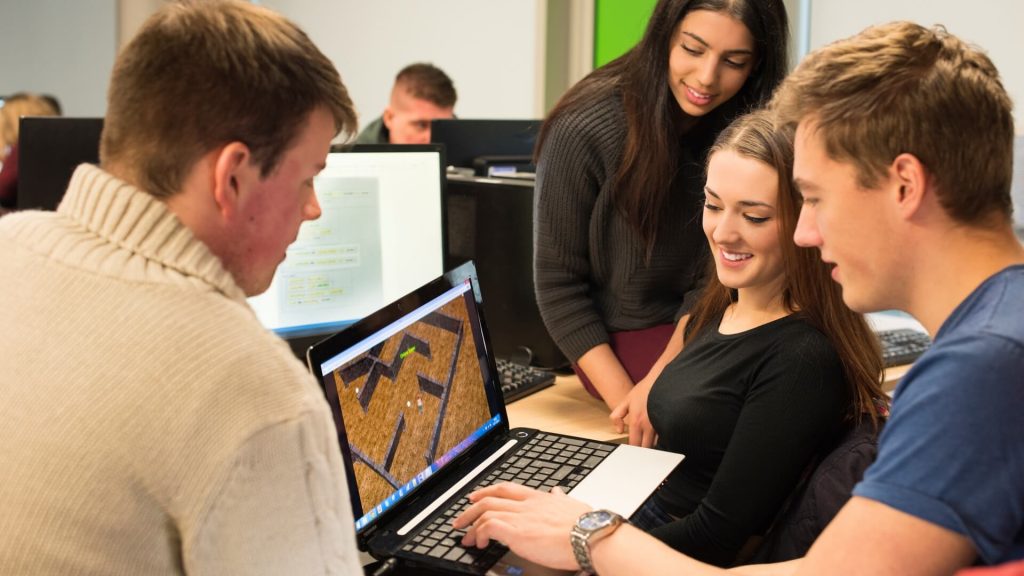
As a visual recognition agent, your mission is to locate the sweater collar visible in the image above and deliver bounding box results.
[57,164,246,302]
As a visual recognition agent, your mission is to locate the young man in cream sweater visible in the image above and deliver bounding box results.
[0,1,364,573]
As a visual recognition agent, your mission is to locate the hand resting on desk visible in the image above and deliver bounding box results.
[610,372,658,447]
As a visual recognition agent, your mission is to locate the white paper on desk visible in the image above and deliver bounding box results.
[567,444,684,517]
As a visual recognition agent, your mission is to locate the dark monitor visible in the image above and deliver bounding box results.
[444,174,568,370]
[17,117,103,211]
[248,144,447,359]
[431,119,541,175]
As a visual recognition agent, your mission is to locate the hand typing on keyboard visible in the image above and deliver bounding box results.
[454,483,592,571]
[401,432,612,570]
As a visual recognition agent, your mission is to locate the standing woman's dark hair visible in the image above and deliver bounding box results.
[533,0,790,411]
[538,0,789,252]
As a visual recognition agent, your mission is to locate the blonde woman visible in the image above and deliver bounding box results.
[0,92,60,208]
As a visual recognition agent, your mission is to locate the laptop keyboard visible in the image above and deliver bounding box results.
[401,432,615,570]
[496,357,555,403]
[878,328,931,367]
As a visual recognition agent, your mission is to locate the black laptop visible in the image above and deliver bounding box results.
[306,262,682,575]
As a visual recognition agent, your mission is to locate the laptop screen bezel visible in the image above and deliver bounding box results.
[306,261,509,535]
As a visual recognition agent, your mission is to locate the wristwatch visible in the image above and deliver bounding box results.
[570,509,625,574]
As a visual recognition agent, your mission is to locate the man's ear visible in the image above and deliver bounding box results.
[890,152,930,219]
[382,106,395,130]
[211,141,253,220]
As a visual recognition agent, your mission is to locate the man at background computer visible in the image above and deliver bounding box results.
[0,1,364,573]
[356,62,457,145]
[452,21,1024,575]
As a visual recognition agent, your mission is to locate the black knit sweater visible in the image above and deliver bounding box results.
[533,88,710,362]
[647,313,847,566]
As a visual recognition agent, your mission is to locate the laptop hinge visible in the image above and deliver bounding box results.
[396,438,519,536]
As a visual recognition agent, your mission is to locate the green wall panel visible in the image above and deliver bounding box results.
[594,0,658,68]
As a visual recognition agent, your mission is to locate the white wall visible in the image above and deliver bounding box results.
[806,0,1024,133]
[0,0,116,116]
[260,0,544,130]
[4,1,1020,134]
[1,0,544,124]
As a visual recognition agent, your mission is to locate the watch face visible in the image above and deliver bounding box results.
[579,510,613,531]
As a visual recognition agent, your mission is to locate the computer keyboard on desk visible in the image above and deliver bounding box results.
[495,357,555,403]
[878,328,932,367]
[400,433,613,569]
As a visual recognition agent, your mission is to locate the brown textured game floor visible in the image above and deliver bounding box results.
[331,297,490,512]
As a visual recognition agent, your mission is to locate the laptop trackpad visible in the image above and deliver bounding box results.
[568,444,683,516]
[490,445,682,576]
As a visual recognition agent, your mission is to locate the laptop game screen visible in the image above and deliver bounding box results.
[315,279,499,531]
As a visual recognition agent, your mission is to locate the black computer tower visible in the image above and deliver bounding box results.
[444,174,568,370]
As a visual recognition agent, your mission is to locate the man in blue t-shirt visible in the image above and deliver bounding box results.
[777,22,1024,571]
[448,21,1023,576]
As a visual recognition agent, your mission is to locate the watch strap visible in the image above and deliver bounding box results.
[570,523,596,574]
[570,510,625,574]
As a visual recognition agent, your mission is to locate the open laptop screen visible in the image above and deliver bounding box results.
[312,274,503,532]
[247,144,445,342]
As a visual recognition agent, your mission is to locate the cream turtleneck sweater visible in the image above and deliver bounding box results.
[0,165,362,574]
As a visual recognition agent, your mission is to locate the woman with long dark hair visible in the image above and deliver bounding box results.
[459,109,888,568]
[620,109,886,564]
[534,0,790,411]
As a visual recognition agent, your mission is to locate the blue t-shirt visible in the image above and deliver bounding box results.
[854,265,1024,564]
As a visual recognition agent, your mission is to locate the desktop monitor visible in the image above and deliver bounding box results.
[444,173,568,370]
[17,117,104,211]
[430,118,541,175]
[248,144,446,357]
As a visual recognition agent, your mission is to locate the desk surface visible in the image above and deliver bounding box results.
[507,366,910,442]
[505,374,621,442]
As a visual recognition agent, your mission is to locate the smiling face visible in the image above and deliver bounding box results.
[230,106,335,296]
[792,120,896,313]
[668,9,756,118]
[703,149,785,302]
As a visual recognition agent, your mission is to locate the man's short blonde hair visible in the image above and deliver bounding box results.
[100,0,357,198]
[772,21,1015,226]
[394,63,456,109]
